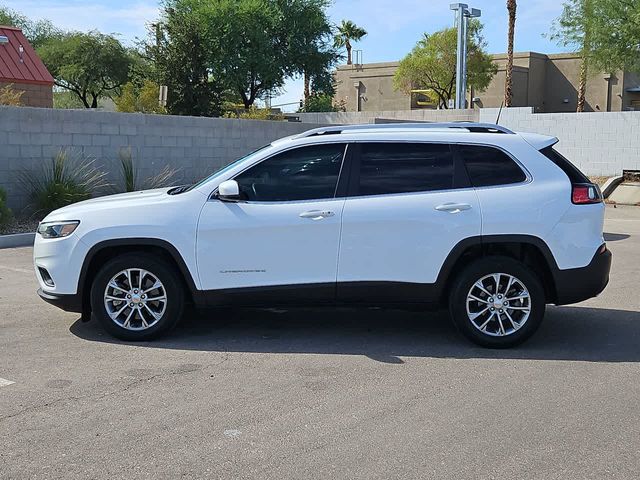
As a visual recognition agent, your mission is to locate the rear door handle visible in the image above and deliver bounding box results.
[435,203,472,213]
[299,210,335,220]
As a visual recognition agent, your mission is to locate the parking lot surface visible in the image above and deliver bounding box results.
[1,205,639,479]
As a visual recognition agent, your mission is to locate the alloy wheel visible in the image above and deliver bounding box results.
[465,273,531,337]
[103,268,167,331]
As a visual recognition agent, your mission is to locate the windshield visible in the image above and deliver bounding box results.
[182,144,271,193]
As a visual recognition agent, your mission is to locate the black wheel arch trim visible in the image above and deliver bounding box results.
[437,234,610,306]
[434,234,561,302]
[77,238,203,310]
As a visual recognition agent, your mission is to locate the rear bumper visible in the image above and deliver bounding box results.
[553,245,612,305]
[37,288,83,313]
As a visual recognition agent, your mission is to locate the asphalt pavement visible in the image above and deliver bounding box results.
[1,205,639,479]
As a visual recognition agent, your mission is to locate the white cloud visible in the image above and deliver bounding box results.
[2,0,159,44]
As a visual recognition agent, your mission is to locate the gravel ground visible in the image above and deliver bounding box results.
[589,176,610,187]
[0,217,39,235]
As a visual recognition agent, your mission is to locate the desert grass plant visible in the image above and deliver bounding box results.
[19,149,110,218]
[0,187,13,227]
[0,84,24,106]
[118,147,180,192]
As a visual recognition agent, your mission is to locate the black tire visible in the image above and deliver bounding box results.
[90,253,184,341]
[449,256,545,348]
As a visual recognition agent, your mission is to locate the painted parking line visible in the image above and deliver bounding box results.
[0,378,15,387]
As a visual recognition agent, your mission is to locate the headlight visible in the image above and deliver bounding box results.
[37,221,80,239]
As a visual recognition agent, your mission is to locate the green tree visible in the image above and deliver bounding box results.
[552,0,640,111]
[393,21,497,109]
[553,0,640,74]
[550,0,593,112]
[146,1,229,116]
[38,31,132,108]
[199,0,294,109]
[150,0,339,112]
[0,6,62,49]
[588,0,640,73]
[285,0,337,101]
[334,20,367,65]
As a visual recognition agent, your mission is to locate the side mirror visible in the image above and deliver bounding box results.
[217,180,240,202]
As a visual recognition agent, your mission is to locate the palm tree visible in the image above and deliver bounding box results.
[334,20,367,65]
[504,0,517,107]
[576,0,592,112]
[577,55,588,112]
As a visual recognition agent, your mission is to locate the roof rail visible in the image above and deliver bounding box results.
[298,122,514,138]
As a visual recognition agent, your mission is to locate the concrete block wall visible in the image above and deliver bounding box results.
[0,106,320,212]
[297,109,478,124]
[479,107,640,176]
[298,107,640,176]
[2,105,638,213]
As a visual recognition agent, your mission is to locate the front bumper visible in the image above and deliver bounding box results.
[553,244,612,305]
[37,288,83,313]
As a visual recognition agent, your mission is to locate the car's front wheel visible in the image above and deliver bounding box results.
[449,256,546,348]
[90,253,184,341]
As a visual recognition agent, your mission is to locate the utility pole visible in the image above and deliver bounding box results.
[450,3,481,109]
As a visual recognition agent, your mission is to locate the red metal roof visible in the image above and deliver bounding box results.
[0,26,54,85]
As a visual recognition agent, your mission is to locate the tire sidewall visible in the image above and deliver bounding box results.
[449,256,546,348]
[90,254,184,341]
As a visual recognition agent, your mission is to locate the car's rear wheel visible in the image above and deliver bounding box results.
[90,253,184,341]
[449,256,545,348]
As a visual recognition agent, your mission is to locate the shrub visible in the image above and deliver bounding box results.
[115,81,167,114]
[117,147,179,192]
[0,187,13,227]
[19,149,110,217]
[299,94,346,113]
[223,106,286,121]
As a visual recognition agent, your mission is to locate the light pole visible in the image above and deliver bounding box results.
[450,3,481,109]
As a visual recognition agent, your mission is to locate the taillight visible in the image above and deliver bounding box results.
[572,183,602,205]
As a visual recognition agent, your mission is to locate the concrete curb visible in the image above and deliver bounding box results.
[601,176,624,198]
[0,233,35,249]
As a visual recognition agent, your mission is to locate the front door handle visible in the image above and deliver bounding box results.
[435,203,472,214]
[299,210,335,220]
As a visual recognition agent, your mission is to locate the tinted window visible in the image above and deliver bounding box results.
[234,144,345,201]
[460,145,526,187]
[357,143,454,196]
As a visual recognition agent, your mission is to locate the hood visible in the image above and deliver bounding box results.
[43,188,173,221]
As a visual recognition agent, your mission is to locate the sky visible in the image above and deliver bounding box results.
[2,0,568,111]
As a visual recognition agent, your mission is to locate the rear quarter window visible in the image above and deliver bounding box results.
[459,145,527,187]
[539,146,590,183]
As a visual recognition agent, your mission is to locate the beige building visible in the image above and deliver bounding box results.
[334,52,640,113]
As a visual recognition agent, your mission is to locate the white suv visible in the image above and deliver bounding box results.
[33,123,611,347]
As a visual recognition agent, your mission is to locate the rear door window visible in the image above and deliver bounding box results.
[355,143,455,196]
[459,145,526,187]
